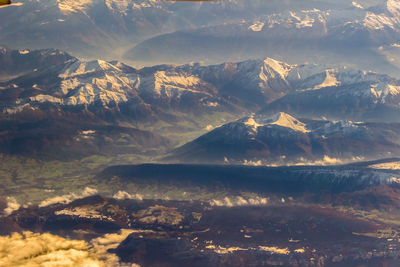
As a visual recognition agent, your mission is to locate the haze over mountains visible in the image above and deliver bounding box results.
[2,0,400,76]
[1,46,400,163]
[4,1,400,266]
[3,47,400,122]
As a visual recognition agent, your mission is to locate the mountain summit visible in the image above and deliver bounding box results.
[246,112,310,133]
[167,113,400,165]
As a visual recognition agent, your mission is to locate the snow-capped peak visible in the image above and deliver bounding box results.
[263,58,295,79]
[59,60,121,79]
[362,0,400,31]
[387,0,400,17]
[57,0,93,14]
[244,112,310,133]
[244,116,263,132]
[265,112,310,133]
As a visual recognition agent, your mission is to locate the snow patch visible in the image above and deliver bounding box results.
[352,1,364,9]
[4,103,35,114]
[244,116,263,132]
[206,102,219,107]
[29,94,63,104]
[263,58,294,79]
[105,0,130,15]
[243,112,309,133]
[151,71,205,97]
[18,50,30,55]
[57,0,93,14]
[259,246,290,255]
[290,12,315,28]
[205,245,248,254]
[387,0,400,17]
[55,207,115,221]
[313,69,340,89]
[363,12,395,31]
[269,112,309,133]
[248,21,265,32]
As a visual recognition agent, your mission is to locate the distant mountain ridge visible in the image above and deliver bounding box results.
[3,0,400,75]
[126,0,400,75]
[2,46,400,159]
[3,48,400,124]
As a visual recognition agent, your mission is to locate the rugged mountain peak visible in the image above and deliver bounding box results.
[57,0,93,14]
[244,116,263,132]
[387,0,400,17]
[59,60,122,78]
[262,112,310,133]
[243,112,309,133]
[362,0,400,31]
[263,58,295,80]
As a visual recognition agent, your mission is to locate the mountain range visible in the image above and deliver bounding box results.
[126,0,400,75]
[2,46,400,162]
[2,0,400,75]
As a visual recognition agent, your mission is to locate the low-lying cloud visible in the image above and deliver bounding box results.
[3,197,20,216]
[210,196,268,207]
[0,230,139,267]
[39,187,98,207]
[113,191,143,201]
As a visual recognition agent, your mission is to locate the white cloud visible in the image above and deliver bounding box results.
[39,187,98,207]
[370,161,400,170]
[113,191,143,201]
[243,160,263,166]
[294,155,345,166]
[4,197,20,216]
[0,230,140,267]
[210,196,268,207]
